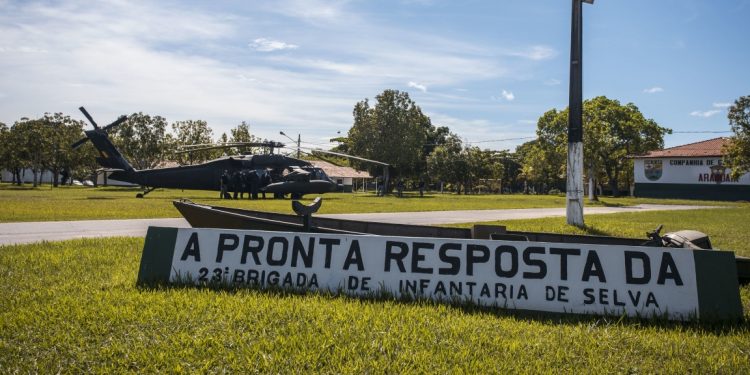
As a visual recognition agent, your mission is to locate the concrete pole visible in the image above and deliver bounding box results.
[297,134,301,159]
[567,0,585,227]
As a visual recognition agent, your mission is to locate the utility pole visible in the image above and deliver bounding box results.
[567,0,593,227]
[279,131,301,159]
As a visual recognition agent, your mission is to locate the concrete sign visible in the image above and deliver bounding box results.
[138,227,743,321]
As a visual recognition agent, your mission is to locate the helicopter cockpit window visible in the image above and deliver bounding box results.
[308,168,329,180]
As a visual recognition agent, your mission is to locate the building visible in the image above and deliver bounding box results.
[633,137,750,201]
[311,160,372,192]
[1,169,55,184]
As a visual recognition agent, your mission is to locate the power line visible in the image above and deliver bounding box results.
[670,131,731,134]
[465,136,536,144]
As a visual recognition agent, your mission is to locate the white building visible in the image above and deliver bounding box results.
[1,169,55,184]
[633,137,750,201]
[312,160,372,192]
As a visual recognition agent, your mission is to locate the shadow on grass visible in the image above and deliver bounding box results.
[578,225,616,237]
[94,186,143,192]
[0,185,39,191]
[391,195,436,199]
[138,281,749,333]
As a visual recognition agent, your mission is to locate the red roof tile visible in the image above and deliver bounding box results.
[311,160,373,178]
[634,137,731,158]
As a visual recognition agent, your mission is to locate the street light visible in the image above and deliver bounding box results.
[279,131,301,158]
[567,0,593,227]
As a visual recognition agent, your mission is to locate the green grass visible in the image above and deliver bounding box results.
[1,237,749,373]
[0,183,735,222]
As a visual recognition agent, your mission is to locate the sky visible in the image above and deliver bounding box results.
[1,0,748,152]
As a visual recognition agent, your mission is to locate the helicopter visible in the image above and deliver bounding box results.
[71,107,339,199]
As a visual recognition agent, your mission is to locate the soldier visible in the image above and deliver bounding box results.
[61,168,70,186]
[260,171,270,199]
[397,179,404,198]
[220,170,229,199]
[419,179,425,197]
[231,171,242,199]
[250,170,260,200]
[239,170,248,199]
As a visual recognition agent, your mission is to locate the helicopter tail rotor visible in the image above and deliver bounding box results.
[71,107,127,150]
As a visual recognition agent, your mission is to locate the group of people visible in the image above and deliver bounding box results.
[392,179,426,197]
[220,169,272,200]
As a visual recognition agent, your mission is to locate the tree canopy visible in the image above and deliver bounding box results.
[172,119,215,164]
[111,113,170,170]
[0,114,97,186]
[724,95,750,178]
[521,96,670,195]
[348,90,434,177]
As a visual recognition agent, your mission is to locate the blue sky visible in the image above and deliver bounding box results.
[1,0,748,151]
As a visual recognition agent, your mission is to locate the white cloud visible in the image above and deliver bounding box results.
[500,90,515,101]
[0,1,544,147]
[544,78,561,86]
[643,87,663,94]
[264,0,350,24]
[690,110,721,118]
[408,81,427,92]
[507,45,557,61]
[490,90,515,102]
[250,38,299,52]
[688,102,731,118]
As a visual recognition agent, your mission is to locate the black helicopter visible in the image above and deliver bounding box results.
[71,107,339,198]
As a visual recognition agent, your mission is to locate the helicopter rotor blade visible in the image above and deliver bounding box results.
[78,106,99,129]
[71,137,89,150]
[308,148,389,166]
[175,141,286,154]
[101,115,128,132]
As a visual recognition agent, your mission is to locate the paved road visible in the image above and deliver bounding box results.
[0,218,191,246]
[0,204,718,246]
[319,204,719,225]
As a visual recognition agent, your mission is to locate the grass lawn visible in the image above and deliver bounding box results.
[1,236,749,373]
[0,183,736,222]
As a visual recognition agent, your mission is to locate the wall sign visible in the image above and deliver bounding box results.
[138,227,743,321]
[635,158,750,185]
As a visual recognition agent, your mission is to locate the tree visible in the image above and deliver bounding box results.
[229,121,261,155]
[515,139,564,194]
[2,121,28,185]
[172,119,216,164]
[584,97,668,196]
[426,134,503,194]
[111,113,170,170]
[427,134,464,192]
[9,118,49,186]
[495,150,523,193]
[37,113,90,187]
[348,90,434,179]
[527,96,670,196]
[0,122,8,181]
[724,95,750,179]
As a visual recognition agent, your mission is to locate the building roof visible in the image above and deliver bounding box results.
[312,160,372,178]
[633,137,730,159]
